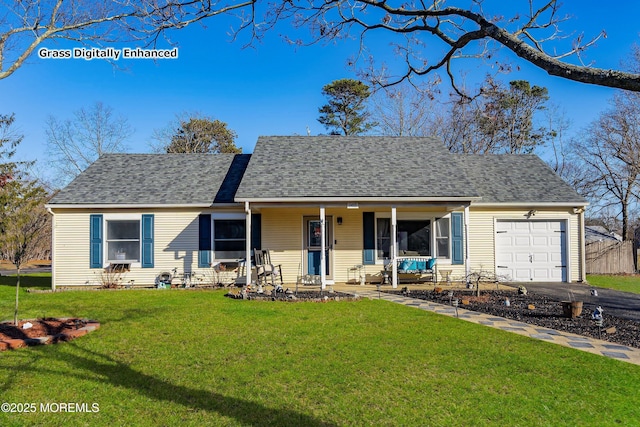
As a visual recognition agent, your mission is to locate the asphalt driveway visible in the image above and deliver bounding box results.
[509,282,640,322]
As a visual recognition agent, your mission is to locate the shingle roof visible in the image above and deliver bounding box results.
[235,136,480,200]
[49,153,251,205]
[459,154,586,204]
[49,137,587,207]
[585,226,622,243]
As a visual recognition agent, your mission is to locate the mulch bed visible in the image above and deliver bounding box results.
[385,289,640,349]
[0,318,100,351]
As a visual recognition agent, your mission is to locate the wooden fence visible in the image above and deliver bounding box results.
[585,240,636,274]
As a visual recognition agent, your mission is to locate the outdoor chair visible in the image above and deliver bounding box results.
[253,249,283,288]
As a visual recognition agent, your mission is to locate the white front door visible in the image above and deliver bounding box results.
[495,220,567,282]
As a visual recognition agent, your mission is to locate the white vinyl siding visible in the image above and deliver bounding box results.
[51,208,243,288]
[467,207,581,283]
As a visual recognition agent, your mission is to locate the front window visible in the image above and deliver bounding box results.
[376,218,431,258]
[436,218,450,259]
[398,220,430,255]
[106,220,140,262]
[214,219,245,260]
[376,218,391,258]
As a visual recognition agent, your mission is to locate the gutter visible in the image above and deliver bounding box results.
[235,196,482,203]
[45,203,241,210]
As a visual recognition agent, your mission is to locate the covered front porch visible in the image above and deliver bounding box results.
[241,201,473,290]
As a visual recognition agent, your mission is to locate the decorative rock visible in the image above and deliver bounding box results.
[434,287,443,293]
[528,304,535,310]
[461,299,470,305]
[606,326,617,334]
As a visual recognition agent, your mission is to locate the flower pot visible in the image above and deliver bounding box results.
[561,301,583,318]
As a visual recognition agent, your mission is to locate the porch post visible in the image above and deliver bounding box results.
[245,202,252,287]
[464,205,471,284]
[579,208,586,282]
[391,206,398,289]
[320,205,326,290]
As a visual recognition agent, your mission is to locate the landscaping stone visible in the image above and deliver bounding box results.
[384,289,640,349]
[0,318,100,352]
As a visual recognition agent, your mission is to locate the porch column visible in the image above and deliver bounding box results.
[579,208,586,282]
[245,202,252,287]
[464,205,471,284]
[320,205,326,290]
[391,206,398,289]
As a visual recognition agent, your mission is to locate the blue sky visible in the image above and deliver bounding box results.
[1,1,639,185]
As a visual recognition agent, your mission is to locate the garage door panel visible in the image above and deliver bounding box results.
[514,269,533,280]
[532,236,549,246]
[495,220,567,282]
[532,253,549,262]
[531,222,550,230]
[533,269,553,280]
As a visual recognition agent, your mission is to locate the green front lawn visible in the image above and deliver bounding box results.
[1,275,639,426]
[0,272,52,290]
[587,274,640,294]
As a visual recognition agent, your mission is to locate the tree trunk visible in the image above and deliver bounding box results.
[14,267,21,326]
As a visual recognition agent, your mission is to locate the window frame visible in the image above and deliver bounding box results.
[435,217,451,260]
[103,214,143,267]
[211,213,246,261]
[373,212,452,264]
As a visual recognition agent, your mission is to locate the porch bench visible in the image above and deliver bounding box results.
[391,256,437,284]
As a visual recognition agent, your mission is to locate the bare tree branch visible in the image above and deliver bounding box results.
[263,1,640,93]
[45,102,132,187]
[0,0,257,80]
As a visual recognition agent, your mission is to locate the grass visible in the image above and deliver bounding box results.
[1,274,640,426]
[0,273,52,290]
[587,274,640,294]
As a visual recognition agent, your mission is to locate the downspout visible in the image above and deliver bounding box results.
[245,202,252,287]
[46,207,55,291]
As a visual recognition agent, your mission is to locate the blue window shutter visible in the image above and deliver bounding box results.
[363,212,375,265]
[451,212,464,265]
[251,213,261,251]
[89,214,103,268]
[198,214,212,268]
[141,214,154,268]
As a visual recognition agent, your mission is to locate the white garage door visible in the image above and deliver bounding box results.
[495,220,567,282]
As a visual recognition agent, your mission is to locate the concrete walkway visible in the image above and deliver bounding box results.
[345,287,640,366]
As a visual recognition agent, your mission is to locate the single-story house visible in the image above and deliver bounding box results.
[47,136,588,290]
[585,225,622,243]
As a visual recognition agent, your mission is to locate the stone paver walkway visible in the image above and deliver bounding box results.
[350,289,640,366]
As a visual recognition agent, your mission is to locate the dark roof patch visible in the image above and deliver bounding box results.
[50,153,251,205]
